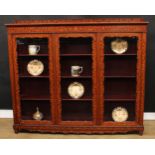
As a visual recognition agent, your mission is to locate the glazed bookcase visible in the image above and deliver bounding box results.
[6,18,148,134]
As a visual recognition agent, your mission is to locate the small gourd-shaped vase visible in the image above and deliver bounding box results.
[33,107,43,120]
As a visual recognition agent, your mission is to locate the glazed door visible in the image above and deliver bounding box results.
[98,33,144,126]
[12,34,55,124]
[54,33,98,126]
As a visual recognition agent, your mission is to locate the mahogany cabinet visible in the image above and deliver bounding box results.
[6,18,148,134]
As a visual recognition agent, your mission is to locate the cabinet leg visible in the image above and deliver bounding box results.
[14,128,19,134]
[139,130,143,136]
[13,126,20,134]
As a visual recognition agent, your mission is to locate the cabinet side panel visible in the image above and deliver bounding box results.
[139,33,147,125]
[8,34,17,123]
[8,33,21,124]
[12,36,22,123]
[136,34,142,123]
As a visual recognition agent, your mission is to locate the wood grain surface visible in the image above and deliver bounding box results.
[0,119,155,139]
[6,18,148,134]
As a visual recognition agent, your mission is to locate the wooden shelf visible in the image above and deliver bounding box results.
[105,76,136,79]
[21,116,51,121]
[62,113,92,121]
[104,53,137,56]
[21,97,50,101]
[104,99,136,102]
[62,98,92,101]
[60,54,92,57]
[19,75,49,78]
[61,76,92,79]
[105,94,136,101]
[18,54,49,57]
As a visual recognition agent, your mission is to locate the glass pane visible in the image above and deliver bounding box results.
[16,37,51,121]
[103,36,138,122]
[59,37,93,121]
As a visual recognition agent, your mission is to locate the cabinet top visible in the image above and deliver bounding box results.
[6,18,149,27]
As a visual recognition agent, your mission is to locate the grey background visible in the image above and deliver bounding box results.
[0,15,154,112]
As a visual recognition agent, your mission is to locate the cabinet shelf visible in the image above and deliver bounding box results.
[18,54,49,57]
[61,76,92,79]
[21,116,51,121]
[105,76,136,79]
[21,96,50,101]
[62,98,92,101]
[104,99,136,102]
[19,75,49,78]
[21,98,50,101]
[104,53,137,56]
[105,94,136,100]
[60,54,92,57]
[62,113,92,121]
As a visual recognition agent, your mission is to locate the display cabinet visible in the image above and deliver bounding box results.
[6,18,148,134]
